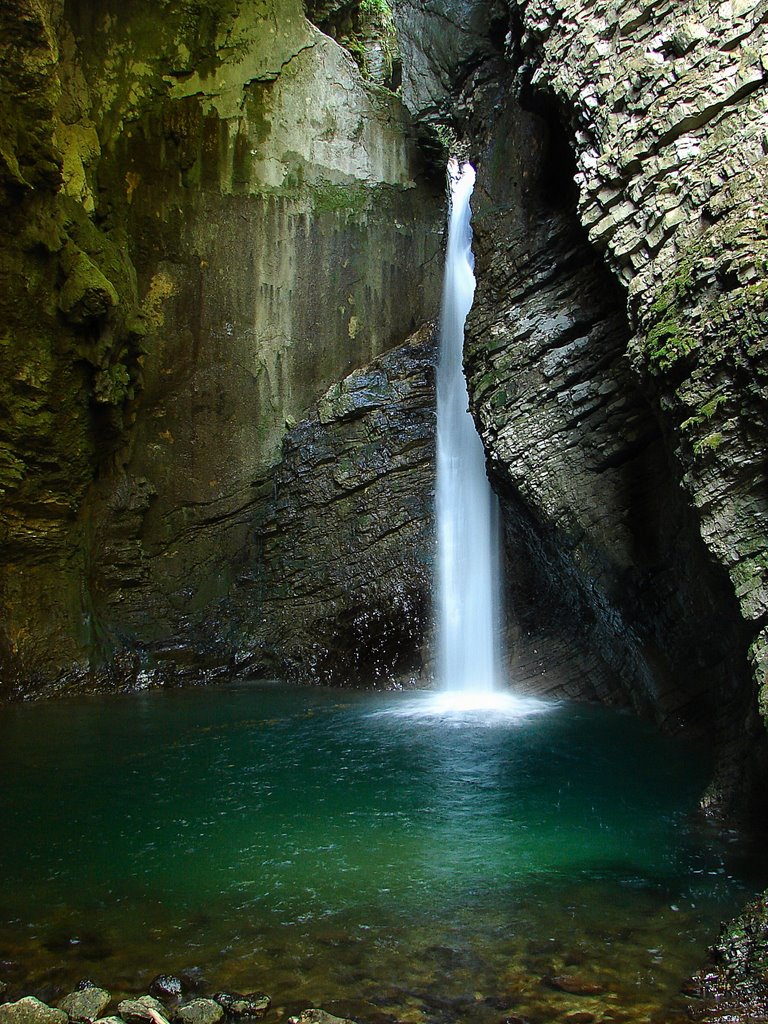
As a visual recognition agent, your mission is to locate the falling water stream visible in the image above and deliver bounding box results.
[436,160,503,700]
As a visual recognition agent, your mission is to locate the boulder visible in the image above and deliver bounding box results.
[172,1002,223,1024]
[147,981,182,1004]
[0,998,69,1024]
[58,989,110,1022]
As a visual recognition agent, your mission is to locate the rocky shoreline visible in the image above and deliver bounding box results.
[3,949,768,1024]
[0,982,353,1024]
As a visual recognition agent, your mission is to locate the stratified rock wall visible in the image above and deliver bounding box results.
[506,0,768,747]
[231,324,437,685]
[464,77,758,801]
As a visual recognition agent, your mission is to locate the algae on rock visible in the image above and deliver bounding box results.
[0,0,443,695]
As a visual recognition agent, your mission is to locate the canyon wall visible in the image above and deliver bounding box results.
[0,0,443,695]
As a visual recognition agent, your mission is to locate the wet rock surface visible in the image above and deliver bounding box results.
[0,999,68,1024]
[489,0,768,807]
[116,998,168,1024]
[229,323,437,685]
[287,1012,355,1024]
[146,985,180,1007]
[210,995,269,1020]
[171,1001,221,1024]
[687,893,768,1022]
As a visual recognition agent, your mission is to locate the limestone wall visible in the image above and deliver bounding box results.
[0,0,443,694]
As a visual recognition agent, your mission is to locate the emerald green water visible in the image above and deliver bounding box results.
[0,683,762,1022]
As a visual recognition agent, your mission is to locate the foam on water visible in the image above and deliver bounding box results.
[372,689,554,722]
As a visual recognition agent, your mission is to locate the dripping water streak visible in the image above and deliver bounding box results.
[436,161,503,696]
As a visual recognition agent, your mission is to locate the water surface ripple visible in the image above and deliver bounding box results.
[0,683,762,1022]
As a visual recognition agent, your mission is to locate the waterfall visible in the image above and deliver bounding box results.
[435,160,503,697]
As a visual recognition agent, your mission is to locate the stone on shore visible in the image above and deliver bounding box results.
[58,989,111,1022]
[172,1001,223,1024]
[0,998,69,1024]
[117,998,169,1024]
[148,980,182,1004]
[287,1012,355,1024]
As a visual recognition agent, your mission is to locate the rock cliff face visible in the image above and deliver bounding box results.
[503,0,768,762]
[0,0,443,695]
[231,324,436,685]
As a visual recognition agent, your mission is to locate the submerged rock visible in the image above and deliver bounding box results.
[172,1001,223,1024]
[147,981,182,1004]
[210,994,270,1019]
[0,998,69,1024]
[543,976,604,997]
[57,990,111,1022]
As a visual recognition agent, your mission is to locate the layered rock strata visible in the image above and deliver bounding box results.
[488,0,768,801]
[463,71,762,810]
[229,325,437,685]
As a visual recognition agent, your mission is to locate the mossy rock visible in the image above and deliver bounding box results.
[58,246,119,325]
